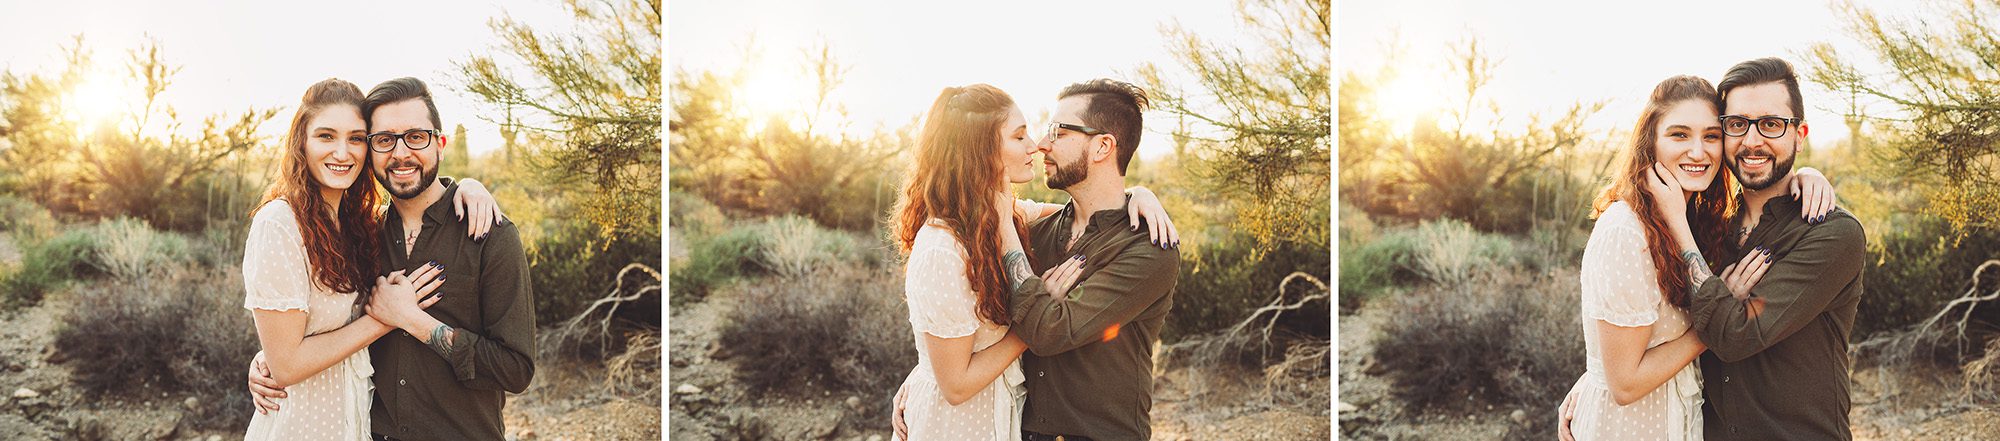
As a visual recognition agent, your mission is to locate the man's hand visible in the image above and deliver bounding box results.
[1558,386,1580,441]
[247,351,286,414]
[892,383,909,440]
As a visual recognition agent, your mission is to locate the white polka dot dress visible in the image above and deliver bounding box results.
[242,199,375,441]
[1567,202,1704,441]
[897,221,1026,441]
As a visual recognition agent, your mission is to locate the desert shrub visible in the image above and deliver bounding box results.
[52,265,259,429]
[1169,236,1331,342]
[0,194,59,237]
[759,215,867,278]
[1522,223,1590,274]
[0,226,104,307]
[671,224,767,304]
[1409,218,1517,286]
[672,214,884,305]
[1339,226,1420,313]
[93,217,191,280]
[714,263,913,421]
[1372,266,1584,438]
[529,210,664,327]
[1858,218,2000,339]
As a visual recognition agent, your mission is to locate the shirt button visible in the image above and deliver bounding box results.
[1723,376,1730,383]
[399,379,407,386]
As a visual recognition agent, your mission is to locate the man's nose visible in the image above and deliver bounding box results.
[1742,131,1769,148]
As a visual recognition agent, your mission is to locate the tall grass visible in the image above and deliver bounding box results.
[1409,218,1516,286]
[93,217,191,280]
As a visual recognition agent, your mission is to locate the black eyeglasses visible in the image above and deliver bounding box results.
[368,129,440,153]
[1045,122,1105,140]
[1719,115,1801,139]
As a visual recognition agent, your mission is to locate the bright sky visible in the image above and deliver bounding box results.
[669,0,1256,159]
[0,0,576,156]
[1340,0,1895,147]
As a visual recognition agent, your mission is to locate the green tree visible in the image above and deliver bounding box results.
[454,0,662,324]
[669,40,904,231]
[1137,0,1332,256]
[1,36,275,232]
[1805,0,2000,231]
[456,0,661,242]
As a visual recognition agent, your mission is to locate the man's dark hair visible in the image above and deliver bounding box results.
[1716,57,1804,121]
[362,77,442,130]
[1057,78,1149,175]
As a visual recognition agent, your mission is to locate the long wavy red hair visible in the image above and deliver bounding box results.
[1592,75,1737,308]
[893,84,1032,325]
[256,78,382,294]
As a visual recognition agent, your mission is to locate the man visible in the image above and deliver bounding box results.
[1562,58,1866,440]
[250,77,538,440]
[896,78,1181,441]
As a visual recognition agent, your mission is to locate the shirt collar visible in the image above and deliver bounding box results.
[1057,193,1135,231]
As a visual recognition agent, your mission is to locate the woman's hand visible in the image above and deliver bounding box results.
[1039,255,1086,297]
[454,178,506,241]
[1790,167,1836,223]
[364,263,447,330]
[1718,248,1773,300]
[1643,163,1688,223]
[994,190,1018,223]
[1124,186,1179,248]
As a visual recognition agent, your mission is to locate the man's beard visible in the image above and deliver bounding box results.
[1728,145,1795,191]
[1044,155,1088,190]
[376,157,439,200]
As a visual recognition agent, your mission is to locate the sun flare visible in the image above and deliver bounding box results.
[735,59,811,134]
[63,70,129,138]
[1375,73,1440,138]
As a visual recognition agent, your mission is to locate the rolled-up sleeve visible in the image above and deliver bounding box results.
[1689,217,1865,362]
[1007,240,1179,356]
[440,223,537,393]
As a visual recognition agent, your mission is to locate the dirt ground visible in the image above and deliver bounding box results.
[1337,300,2000,440]
[669,274,1329,440]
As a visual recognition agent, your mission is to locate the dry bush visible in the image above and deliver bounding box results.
[1410,218,1516,286]
[713,262,913,420]
[1161,272,1330,413]
[1855,259,2000,404]
[93,217,190,280]
[52,264,259,429]
[540,263,663,401]
[1370,266,1583,436]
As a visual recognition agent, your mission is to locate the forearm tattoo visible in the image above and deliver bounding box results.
[1680,250,1714,293]
[1003,250,1035,290]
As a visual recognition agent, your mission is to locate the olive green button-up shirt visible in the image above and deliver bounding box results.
[1009,201,1180,441]
[369,178,538,440]
[1689,196,1864,441]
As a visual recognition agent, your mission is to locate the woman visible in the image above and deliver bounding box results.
[888,84,1173,440]
[1562,75,1836,440]
[240,78,502,440]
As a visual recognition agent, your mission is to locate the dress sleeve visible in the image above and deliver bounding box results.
[242,201,313,312]
[1580,206,1661,327]
[905,229,981,339]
